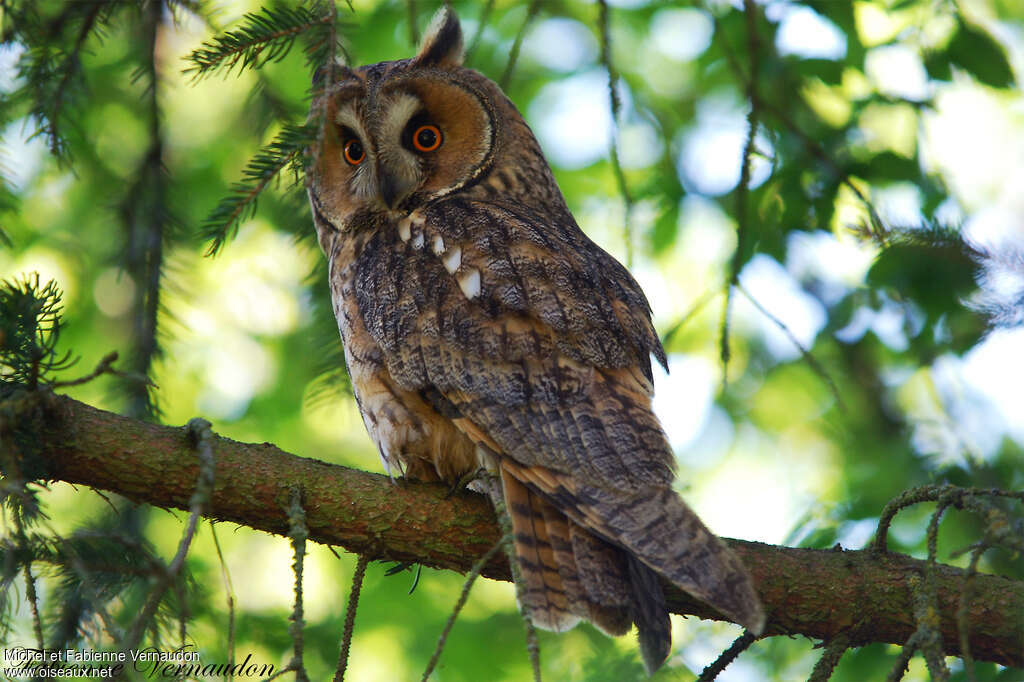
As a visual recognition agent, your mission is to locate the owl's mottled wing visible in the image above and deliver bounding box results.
[355,197,670,481]
[354,197,764,670]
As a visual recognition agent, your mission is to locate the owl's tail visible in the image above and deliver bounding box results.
[495,461,765,675]
[496,466,673,675]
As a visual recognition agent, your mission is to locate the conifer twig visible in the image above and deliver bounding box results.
[597,0,634,267]
[421,534,509,681]
[465,0,496,62]
[735,283,844,410]
[117,417,215,653]
[202,124,317,255]
[334,554,369,682]
[210,523,237,677]
[120,0,169,419]
[500,0,543,89]
[696,630,757,681]
[185,6,334,80]
[286,486,310,682]
[51,351,122,388]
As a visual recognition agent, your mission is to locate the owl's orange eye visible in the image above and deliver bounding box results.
[343,139,365,165]
[412,125,442,152]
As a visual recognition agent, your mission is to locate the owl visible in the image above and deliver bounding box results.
[307,7,764,674]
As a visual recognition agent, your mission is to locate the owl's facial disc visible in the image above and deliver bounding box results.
[310,58,494,236]
[326,90,438,214]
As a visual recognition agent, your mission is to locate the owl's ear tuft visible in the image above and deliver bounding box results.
[415,6,463,68]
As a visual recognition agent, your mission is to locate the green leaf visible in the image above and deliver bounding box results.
[923,49,953,81]
[807,0,865,67]
[650,201,679,255]
[794,58,844,85]
[851,152,922,184]
[947,19,1015,88]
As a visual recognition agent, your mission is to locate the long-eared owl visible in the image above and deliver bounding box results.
[307,7,764,673]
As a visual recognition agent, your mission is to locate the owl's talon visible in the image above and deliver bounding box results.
[444,469,479,499]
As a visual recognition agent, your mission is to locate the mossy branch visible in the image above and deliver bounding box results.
[14,393,1024,669]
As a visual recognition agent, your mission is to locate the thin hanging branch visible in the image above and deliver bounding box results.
[119,0,170,420]
[465,0,496,62]
[286,487,310,682]
[485,475,542,682]
[957,543,987,682]
[500,0,543,89]
[735,283,844,409]
[406,0,419,46]
[660,288,719,349]
[117,417,215,653]
[210,523,237,675]
[806,634,851,682]
[421,535,508,681]
[706,3,886,235]
[696,630,757,682]
[719,0,761,394]
[14,510,44,649]
[597,0,634,267]
[333,554,369,682]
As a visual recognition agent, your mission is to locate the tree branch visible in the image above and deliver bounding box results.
[17,393,1024,668]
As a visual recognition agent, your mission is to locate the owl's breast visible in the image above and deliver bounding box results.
[322,220,477,482]
[344,206,600,413]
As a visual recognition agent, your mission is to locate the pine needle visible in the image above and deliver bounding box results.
[202,123,317,255]
[185,5,334,80]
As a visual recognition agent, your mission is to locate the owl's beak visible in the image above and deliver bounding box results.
[378,169,413,210]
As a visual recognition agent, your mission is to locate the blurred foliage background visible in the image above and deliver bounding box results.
[1,0,1023,680]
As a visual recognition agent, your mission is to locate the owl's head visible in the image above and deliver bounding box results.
[308,8,555,240]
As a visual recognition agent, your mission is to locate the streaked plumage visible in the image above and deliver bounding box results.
[307,8,764,673]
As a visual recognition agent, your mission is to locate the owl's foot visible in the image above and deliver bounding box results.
[445,467,485,499]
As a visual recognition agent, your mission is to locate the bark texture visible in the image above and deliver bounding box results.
[13,393,1024,668]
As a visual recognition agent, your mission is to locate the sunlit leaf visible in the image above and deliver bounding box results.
[947,18,1015,88]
